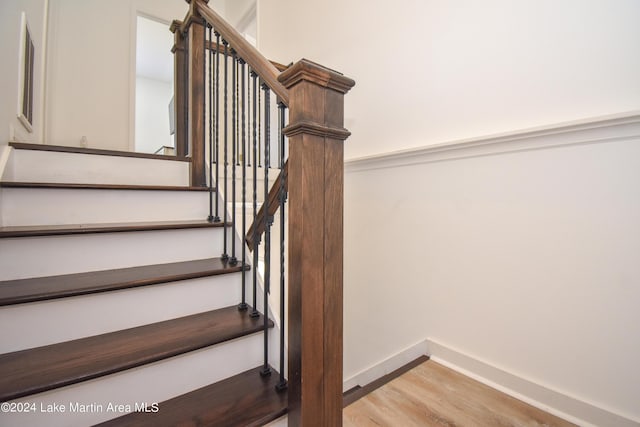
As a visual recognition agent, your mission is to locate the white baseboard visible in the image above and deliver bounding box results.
[342,338,638,426]
[426,339,640,427]
[343,339,428,391]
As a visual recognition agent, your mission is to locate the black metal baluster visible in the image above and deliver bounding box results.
[238,58,248,311]
[229,49,237,265]
[212,32,221,222]
[250,70,260,319]
[207,25,214,222]
[258,88,262,168]
[276,101,287,391]
[222,39,229,260]
[247,72,252,168]
[236,59,241,167]
[261,84,272,377]
[183,31,190,157]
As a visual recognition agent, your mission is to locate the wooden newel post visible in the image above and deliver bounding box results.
[279,60,355,427]
[170,20,187,158]
[180,0,208,187]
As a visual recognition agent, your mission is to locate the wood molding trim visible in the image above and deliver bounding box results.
[283,121,351,140]
[279,59,355,94]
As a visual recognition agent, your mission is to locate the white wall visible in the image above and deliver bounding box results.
[46,0,130,149]
[223,0,254,29]
[44,0,229,150]
[135,76,173,153]
[258,0,640,160]
[0,0,48,145]
[343,116,640,425]
[257,0,640,424]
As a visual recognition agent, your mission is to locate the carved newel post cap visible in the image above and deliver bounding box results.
[280,59,355,141]
[278,59,355,94]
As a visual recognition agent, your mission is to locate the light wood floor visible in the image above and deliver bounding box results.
[344,360,577,427]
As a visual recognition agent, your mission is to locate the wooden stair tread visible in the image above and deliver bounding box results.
[0,306,272,402]
[0,219,228,238]
[97,365,287,427]
[0,181,210,191]
[9,141,190,162]
[0,257,247,306]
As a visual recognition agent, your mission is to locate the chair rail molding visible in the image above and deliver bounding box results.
[345,111,640,173]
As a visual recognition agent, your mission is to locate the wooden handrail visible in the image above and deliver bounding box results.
[194,0,289,106]
[206,41,290,72]
[245,162,288,250]
[174,3,355,424]
[270,61,291,73]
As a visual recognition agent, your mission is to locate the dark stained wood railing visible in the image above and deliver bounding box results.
[173,1,354,425]
[246,161,287,250]
[194,1,289,106]
[206,41,289,72]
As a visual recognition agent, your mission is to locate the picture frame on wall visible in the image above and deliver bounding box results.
[18,12,35,133]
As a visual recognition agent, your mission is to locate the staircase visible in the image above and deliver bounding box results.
[0,143,285,426]
[1,1,354,425]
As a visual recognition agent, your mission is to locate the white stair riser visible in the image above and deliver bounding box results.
[1,333,266,427]
[0,188,211,226]
[0,228,230,280]
[0,273,248,352]
[5,150,190,186]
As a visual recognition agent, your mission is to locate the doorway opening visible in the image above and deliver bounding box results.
[135,15,174,154]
